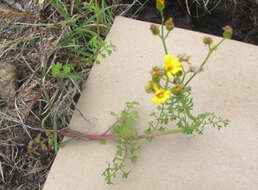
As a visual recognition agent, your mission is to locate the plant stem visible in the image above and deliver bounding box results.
[95,0,100,39]
[180,97,197,121]
[35,124,185,142]
[160,10,168,54]
[109,143,128,179]
[138,128,184,139]
[184,38,225,87]
[59,127,185,142]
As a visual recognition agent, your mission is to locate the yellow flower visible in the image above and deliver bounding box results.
[164,54,182,78]
[152,89,170,104]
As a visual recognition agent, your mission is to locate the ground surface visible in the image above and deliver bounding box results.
[136,0,258,45]
[0,0,257,189]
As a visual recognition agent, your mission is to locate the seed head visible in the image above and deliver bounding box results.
[203,36,213,46]
[150,24,160,35]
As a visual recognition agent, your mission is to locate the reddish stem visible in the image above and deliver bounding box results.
[60,133,118,141]
[31,126,118,141]
[24,91,42,118]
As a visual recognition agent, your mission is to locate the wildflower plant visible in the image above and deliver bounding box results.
[102,0,230,183]
[58,0,231,185]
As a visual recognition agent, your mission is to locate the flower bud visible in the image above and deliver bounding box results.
[152,66,162,82]
[152,71,160,81]
[171,85,182,95]
[203,36,213,45]
[222,25,232,39]
[156,0,165,12]
[145,81,153,93]
[152,66,161,72]
[150,24,160,35]
[165,17,174,31]
[152,82,160,92]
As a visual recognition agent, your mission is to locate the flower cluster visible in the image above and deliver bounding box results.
[146,54,183,104]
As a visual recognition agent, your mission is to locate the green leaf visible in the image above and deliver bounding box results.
[95,59,100,64]
[121,111,128,120]
[101,53,106,58]
[150,112,156,117]
[63,64,73,74]
[110,112,117,117]
[157,105,162,110]
[122,171,130,179]
[130,156,137,163]
[107,49,112,55]
[146,136,154,142]
[126,117,135,126]
[51,62,62,77]
[134,131,139,140]
[99,139,106,144]
[144,128,151,134]
[119,163,125,169]
[116,145,123,156]
[129,111,138,119]
[129,145,141,154]
[126,141,136,146]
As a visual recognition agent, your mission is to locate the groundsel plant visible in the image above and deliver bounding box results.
[60,0,231,184]
[102,0,231,183]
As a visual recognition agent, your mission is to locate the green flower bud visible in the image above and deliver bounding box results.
[171,85,182,95]
[156,0,165,12]
[145,81,153,93]
[222,25,232,39]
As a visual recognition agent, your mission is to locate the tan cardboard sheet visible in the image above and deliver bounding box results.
[43,16,258,190]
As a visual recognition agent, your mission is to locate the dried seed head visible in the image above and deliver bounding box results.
[198,67,204,72]
[203,36,213,45]
[179,54,191,63]
[150,24,160,35]
[152,66,161,72]
[189,66,197,73]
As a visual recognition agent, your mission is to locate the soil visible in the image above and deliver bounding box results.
[135,0,258,45]
[0,0,257,190]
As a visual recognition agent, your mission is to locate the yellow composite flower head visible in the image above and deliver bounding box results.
[164,54,182,78]
[152,89,170,104]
